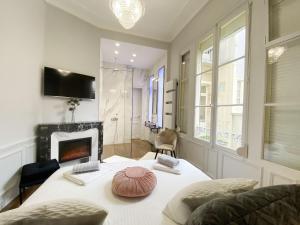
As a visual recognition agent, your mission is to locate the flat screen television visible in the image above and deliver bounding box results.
[44,67,95,99]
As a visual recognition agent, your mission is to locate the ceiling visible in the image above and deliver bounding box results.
[101,38,166,69]
[46,0,209,42]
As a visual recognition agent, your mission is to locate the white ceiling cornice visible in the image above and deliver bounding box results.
[167,0,209,41]
[45,0,209,42]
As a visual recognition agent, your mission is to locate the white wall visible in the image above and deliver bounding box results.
[42,5,101,123]
[0,0,45,146]
[0,0,45,208]
[170,0,300,185]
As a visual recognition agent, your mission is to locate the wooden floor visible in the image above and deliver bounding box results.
[0,185,39,212]
[1,139,153,212]
[102,139,153,160]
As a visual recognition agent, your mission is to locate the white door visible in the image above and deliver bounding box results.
[132,88,142,139]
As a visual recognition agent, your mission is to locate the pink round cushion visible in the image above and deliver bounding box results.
[112,167,157,198]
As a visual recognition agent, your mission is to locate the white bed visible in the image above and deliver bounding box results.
[23,159,211,225]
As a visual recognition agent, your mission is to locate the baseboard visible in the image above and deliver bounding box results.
[0,185,19,210]
[0,137,36,210]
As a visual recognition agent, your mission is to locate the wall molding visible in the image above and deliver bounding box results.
[0,137,36,159]
[220,153,264,186]
[269,172,295,186]
[0,137,36,210]
[206,149,218,179]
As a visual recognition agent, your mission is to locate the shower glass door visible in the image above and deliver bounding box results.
[100,65,133,159]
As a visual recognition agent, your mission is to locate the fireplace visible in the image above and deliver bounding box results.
[37,122,102,162]
[58,137,92,163]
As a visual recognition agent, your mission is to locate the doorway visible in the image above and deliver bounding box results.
[100,38,167,159]
[132,88,142,139]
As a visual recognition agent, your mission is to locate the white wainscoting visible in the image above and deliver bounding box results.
[269,173,295,186]
[179,136,300,187]
[205,149,218,179]
[178,137,207,172]
[0,138,36,209]
[219,152,264,186]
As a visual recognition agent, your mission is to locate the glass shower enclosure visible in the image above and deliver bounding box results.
[100,64,133,159]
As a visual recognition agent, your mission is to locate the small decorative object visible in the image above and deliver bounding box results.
[67,98,80,122]
[237,145,248,158]
[112,167,157,198]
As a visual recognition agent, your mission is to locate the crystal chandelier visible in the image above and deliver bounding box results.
[110,0,145,30]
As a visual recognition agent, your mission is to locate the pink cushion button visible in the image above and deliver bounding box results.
[112,167,157,198]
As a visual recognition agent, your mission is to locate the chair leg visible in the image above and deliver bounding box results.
[155,150,159,159]
[171,151,174,157]
[19,187,23,205]
[173,151,177,158]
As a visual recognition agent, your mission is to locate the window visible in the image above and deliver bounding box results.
[264,0,300,171]
[157,66,165,128]
[178,51,190,133]
[269,0,300,41]
[194,10,248,151]
[148,75,154,121]
[152,78,158,114]
[194,35,213,142]
[216,11,246,150]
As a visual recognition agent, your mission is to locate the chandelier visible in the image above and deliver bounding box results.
[110,0,145,30]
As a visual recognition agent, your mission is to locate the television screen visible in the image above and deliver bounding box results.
[44,67,95,99]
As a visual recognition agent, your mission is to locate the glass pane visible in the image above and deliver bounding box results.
[269,0,300,40]
[216,106,243,150]
[197,35,213,74]
[195,71,212,106]
[218,58,245,105]
[148,75,153,121]
[179,108,187,133]
[101,67,132,159]
[180,80,186,108]
[179,51,190,133]
[219,12,246,65]
[194,107,211,142]
[152,78,158,114]
[266,37,300,103]
[157,67,165,128]
[264,105,300,170]
[181,51,190,80]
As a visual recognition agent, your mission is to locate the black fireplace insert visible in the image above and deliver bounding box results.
[58,137,92,163]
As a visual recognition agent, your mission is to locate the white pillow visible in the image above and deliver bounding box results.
[163,178,258,225]
[0,199,108,225]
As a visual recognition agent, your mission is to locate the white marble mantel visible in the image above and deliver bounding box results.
[50,128,98,163]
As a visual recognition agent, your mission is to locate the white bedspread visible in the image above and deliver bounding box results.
[23,159,211,225]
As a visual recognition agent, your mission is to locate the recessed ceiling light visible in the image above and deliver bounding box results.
[115,42,120,47]
[114,50,119,55]
[132,53,137,57]
[130,59,134,63]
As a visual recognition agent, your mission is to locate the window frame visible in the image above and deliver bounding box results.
[157,66,165,128]
[262,0,300,166]
[177,48,192,134]
[194,31,215,144]
[148,74,154,122]
[193,5,251,153]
